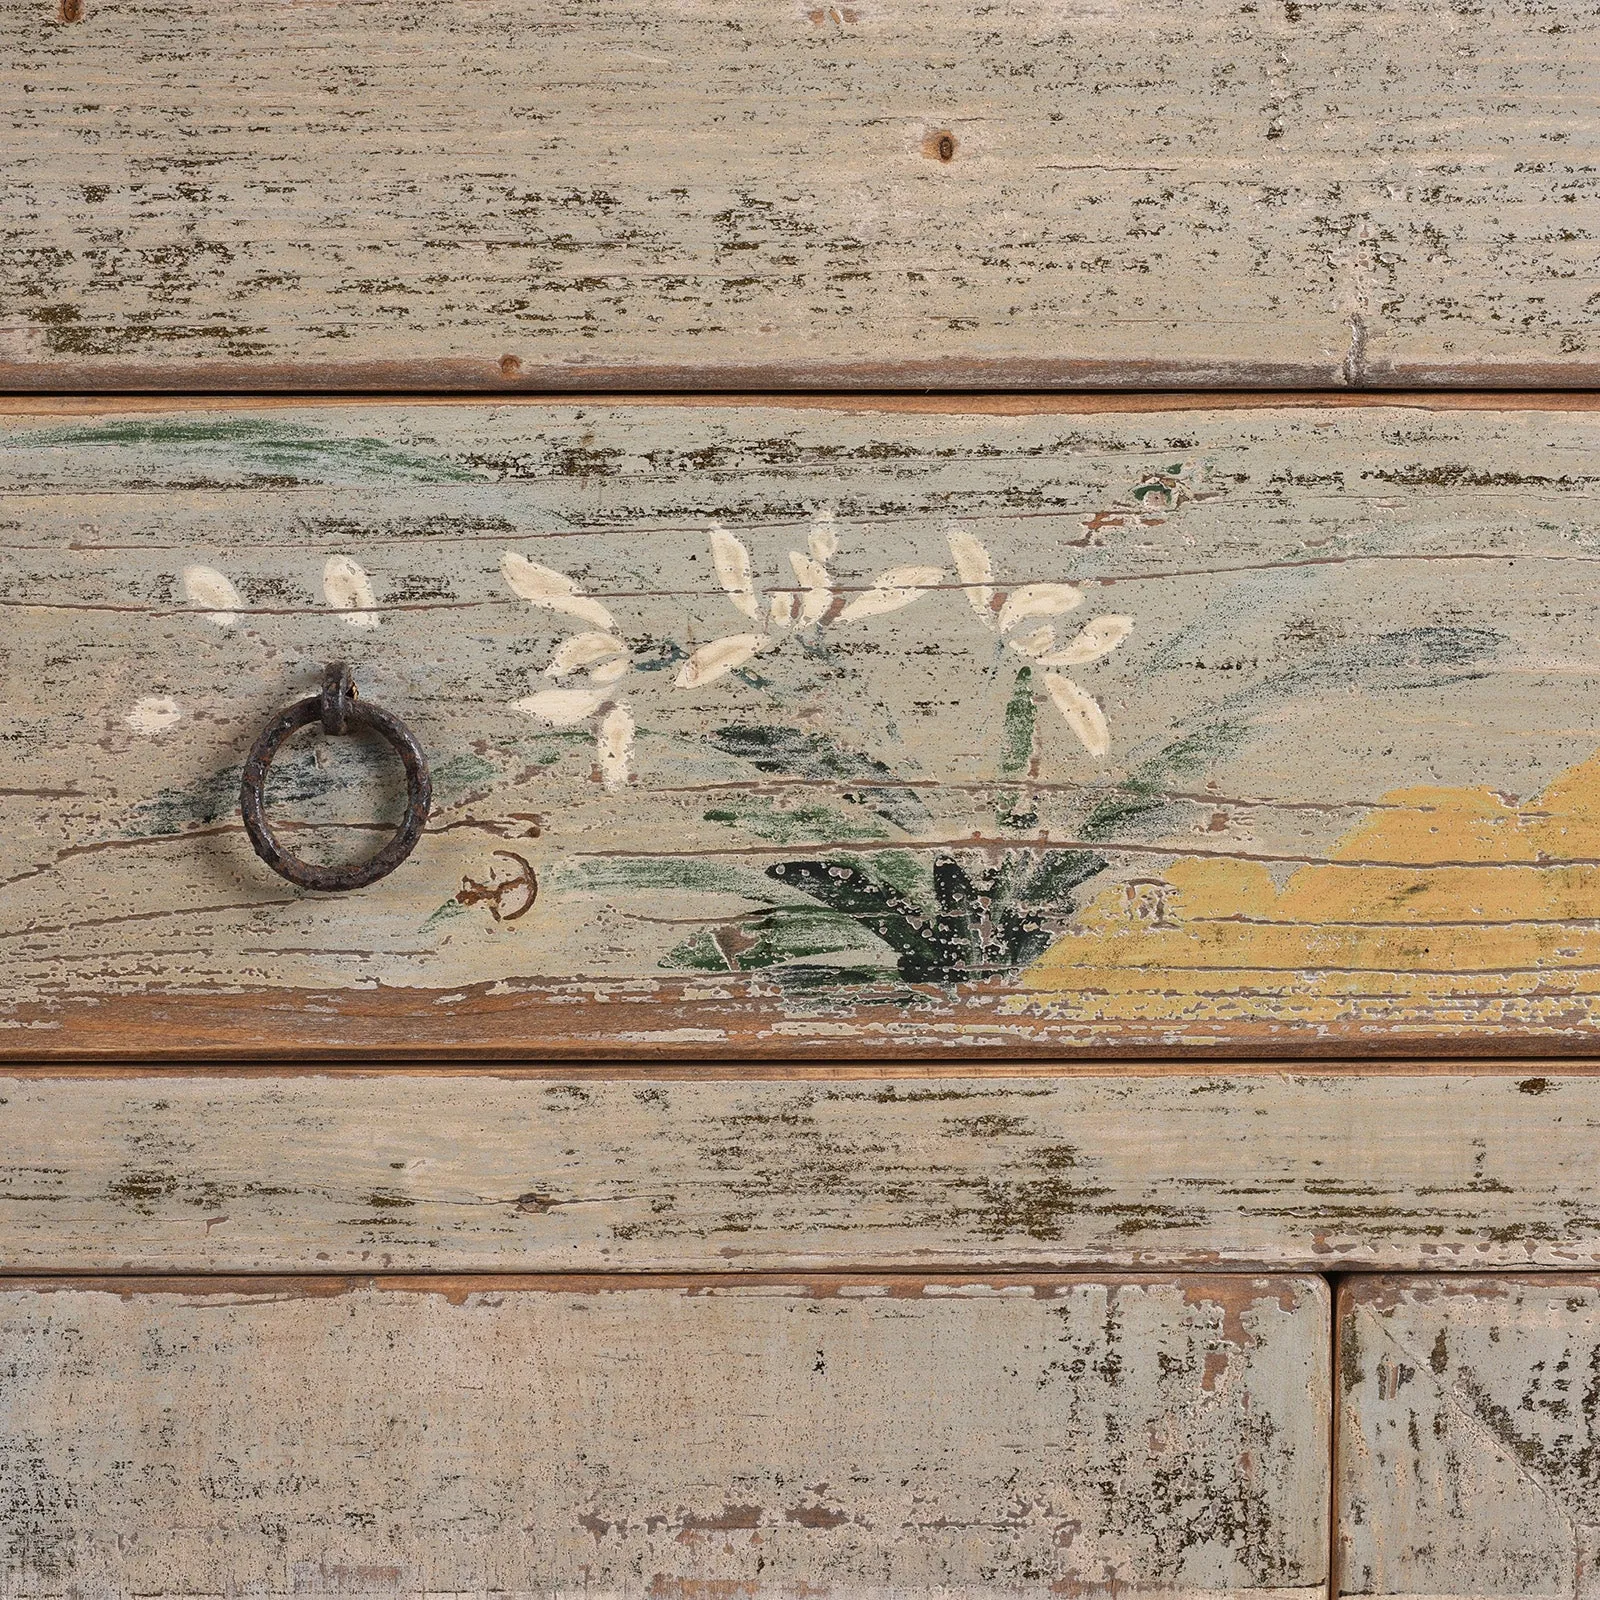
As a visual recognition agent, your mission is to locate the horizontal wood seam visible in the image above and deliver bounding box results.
[0,1269,1323,1295]
[9,389,1600,415]
[0,1060,1593,1078]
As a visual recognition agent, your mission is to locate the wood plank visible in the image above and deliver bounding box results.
[0,1272,1330,1598]
[3,0,1598,389]
[3,1069,1599,1273]
[16,397,1600,1055]
[1337,1274,1600,1599]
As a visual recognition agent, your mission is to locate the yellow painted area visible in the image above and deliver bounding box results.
[1021,749,1600,1030]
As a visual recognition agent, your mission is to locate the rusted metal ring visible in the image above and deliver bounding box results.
[239,663,432,892]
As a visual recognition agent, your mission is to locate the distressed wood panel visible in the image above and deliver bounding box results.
[3,0,1599,389]
[0,1273,1328,1598]
[1337,1275,1600,1599]
[2,1069,1598,1272]
[16,397,1600,1054]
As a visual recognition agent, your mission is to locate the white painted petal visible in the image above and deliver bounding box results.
[674,633,765,689]
[545,631,626,678]
[509,685,610,727]
[596,703,634,792]
[1037,615,1135,667]
[945,525,995,625]
[709,524,760,621]
[838,565,945,622]
[500,551,616,631]
[1005,625,1056,659]
[125,695,183,735]
[769,590,796,629]
[589,655,630,686]
[789,551,833,626]
[181,564,243,628]
[1044,672,1111,758]
[323,554,380,629]
[808,508,839,564]
[997,582,1084,634]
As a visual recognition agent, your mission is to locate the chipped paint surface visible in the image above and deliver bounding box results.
[1338,1275,1600,1598]
[0,1274,1329,1597]
[2,1072,1598,1273]
[11,400,1600,1052]
[2,0,1598,388]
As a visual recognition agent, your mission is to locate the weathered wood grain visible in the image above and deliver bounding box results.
[1337,1274,1600,1599]
[0,1273,1329,1598]
[3,1070,1599,1273]
[15,397,1600,1054]
[3,0,1599,389]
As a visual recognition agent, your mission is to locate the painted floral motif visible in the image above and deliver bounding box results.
[180,557,382,631]
[945,523,1132,758]
[500,551,636,793]
[678,510,944,687]
[502,512,946,789]
[162,556,381,736]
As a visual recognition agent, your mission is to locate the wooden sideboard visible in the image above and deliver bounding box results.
[5,1,1599,1592]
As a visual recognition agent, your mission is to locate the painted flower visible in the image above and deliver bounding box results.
[161,556,381,736]
[502,515,945,788]
[945,524,1133,758]
[501,551,635,792]
[678,510,944,688]
[181,556,382,631]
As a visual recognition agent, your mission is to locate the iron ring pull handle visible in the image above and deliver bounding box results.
[240,663,432,892]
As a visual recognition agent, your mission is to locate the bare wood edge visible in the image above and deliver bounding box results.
[1,358,1347,395]
[0,1059,1591,1079]
[12,983,1600,1066]
[1328,1278,1344,1599]
[8,390,1600,417]
[0,1270,1319,1298]
[14,984,1600,1064]
[9,354,1600,394]
[1337,1272,1600,1299]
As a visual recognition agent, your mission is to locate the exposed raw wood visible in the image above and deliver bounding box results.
[2,1071,1598,1273]
[3,0,1598,389]
[0,1272,1329,1598]
[13,398,1600,1055]
[1337,1274,1600,1599]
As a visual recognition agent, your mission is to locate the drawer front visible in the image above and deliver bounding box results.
[8,397,1600,1056]
[0,1273,1330,1597]
[1,0,1596,390]
[1338,1276,1600,1598]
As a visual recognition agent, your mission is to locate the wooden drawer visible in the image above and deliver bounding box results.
[7,395,1600,1056]
[2,0,1597,391]
[1338,1276,1600,1598]
[0,1272,1330,1597]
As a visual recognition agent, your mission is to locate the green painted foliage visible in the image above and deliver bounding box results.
[761,850,1106,984]
[13,418,484,485]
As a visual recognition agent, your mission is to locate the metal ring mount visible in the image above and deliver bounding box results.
[240,663,432,892]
